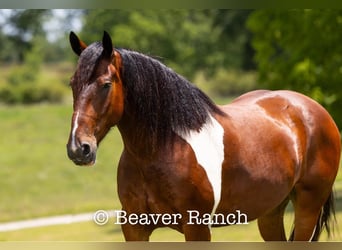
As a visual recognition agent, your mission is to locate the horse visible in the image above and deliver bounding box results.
[66,31,341,241]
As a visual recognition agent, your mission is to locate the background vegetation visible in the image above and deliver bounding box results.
[0,9,341,241]
[1,9,342,126]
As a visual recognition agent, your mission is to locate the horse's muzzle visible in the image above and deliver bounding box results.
[67,141,97,166]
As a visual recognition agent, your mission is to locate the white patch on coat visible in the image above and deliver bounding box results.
[176,114,225,229]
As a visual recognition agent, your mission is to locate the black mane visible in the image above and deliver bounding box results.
[117,49,225,147]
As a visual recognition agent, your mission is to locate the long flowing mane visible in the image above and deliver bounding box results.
[117,49,225,147]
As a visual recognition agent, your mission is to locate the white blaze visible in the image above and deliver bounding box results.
[176,114,225,229]
[71,111,80,152]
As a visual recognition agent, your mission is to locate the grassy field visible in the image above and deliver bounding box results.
[0,103,341,241]
[0,104,124,222]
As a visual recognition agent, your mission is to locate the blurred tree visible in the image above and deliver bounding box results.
[0,9,50,63]
[79,10,253,79]
[0,10,259,103]
[7,35,44,86]
[80,10,213,78]
[247,10,342,128]
[0,31,15,62]
[212,10,255,70]
[0,35,65,104]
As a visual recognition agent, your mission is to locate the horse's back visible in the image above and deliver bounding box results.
[222,89,340,182]
[229,90,340,148]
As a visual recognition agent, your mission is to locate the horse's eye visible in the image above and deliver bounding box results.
[103,82,112,89]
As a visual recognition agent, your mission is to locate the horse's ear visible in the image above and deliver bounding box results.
[69,31,87,56]
[102,31,113,59]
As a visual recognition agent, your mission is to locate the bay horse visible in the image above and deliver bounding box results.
[66,31,340,241]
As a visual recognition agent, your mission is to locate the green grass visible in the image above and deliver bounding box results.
[0,104,123,222]
[0,104,341,241]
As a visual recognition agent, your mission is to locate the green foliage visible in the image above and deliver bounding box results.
[0,80,66,104]
[0,32,17,62]
[195,69,257,98]
[212,10,255,70]
[7,36,43,86]
[1,10,255,99]
[247,10,342,128]
[0,36,66,104]
[0,10,50,63]
[80,10,253,79]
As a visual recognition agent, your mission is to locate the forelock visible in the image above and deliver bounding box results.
[76,42,104,85]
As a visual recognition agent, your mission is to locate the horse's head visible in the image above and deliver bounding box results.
[67,31,124,166]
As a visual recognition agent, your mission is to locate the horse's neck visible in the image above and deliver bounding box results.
[117,113,157,160]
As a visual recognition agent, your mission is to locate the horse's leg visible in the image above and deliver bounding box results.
[183,224,211,241]
[290,137,338,241]
[121,223,153,241]
[290,184,332,241]
[257,197,289,241]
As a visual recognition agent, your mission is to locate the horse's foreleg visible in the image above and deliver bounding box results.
[121,223,153,241]
[183,224,211,241]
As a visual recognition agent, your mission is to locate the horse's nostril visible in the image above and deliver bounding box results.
[81,143,91,157]
[67,140,96,166]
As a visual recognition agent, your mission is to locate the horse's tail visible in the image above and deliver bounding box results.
[289,191,336,241]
